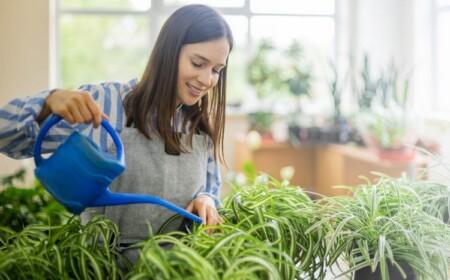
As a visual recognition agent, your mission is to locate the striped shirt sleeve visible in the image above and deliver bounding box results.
[0,89,54,159]
[0,79,137,159]
[205,155,222,206]
[195,147,222,207]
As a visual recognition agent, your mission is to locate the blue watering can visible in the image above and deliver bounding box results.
[34,115,203,224]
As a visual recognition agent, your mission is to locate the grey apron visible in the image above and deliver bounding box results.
[82,127,208,264]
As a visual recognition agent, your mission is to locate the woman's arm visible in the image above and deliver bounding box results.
[186,154,223,228]
[0,88,101,159]
[0,89,56,159]
[0,79,137,159]
[197,156,222,206]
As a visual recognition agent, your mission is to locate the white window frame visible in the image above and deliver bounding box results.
[431,0,450,111]
[53,0,342,90]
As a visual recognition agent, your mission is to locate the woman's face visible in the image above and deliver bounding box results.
[176,37,230,106]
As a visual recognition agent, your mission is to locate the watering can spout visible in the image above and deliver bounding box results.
[90,190,203,224]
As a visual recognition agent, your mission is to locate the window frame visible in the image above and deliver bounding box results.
[54,0,341,100]
[431,0,450,111]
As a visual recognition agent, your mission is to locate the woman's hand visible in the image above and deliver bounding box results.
[37,90,107,128]
[186,194,223,232]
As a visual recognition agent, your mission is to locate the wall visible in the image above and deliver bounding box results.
[354,0,414,72]
[0,0,51,182]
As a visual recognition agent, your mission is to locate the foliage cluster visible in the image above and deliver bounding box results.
[1,170,449,280]
[0,169,67,233]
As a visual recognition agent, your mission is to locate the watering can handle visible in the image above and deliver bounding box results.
[34,115,124,166]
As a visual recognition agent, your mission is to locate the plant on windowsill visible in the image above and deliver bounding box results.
[246,39,283,139]
[323,59,353,144]
[246,40,313,143]
[310,175,450,280]
[353,57,418,161]
[282,41,312,144]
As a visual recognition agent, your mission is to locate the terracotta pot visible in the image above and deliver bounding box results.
[376,148,416,162]
[362,133,417,162]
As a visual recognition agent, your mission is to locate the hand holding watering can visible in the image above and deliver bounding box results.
[34,115,203,224]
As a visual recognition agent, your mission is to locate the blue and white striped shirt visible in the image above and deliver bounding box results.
[0,79,221,205]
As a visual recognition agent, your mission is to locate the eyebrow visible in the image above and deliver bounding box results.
[192,53,226,67]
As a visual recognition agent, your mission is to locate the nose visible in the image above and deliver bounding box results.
[197,69,213,87]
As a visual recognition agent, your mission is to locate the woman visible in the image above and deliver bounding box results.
[0,4,233,264]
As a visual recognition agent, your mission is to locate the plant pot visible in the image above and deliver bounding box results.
[248,111,274,136]
[362,133,417,162]
[326,117,351,144]
[376,148,416,162]
[306,126,328,144]
[353,261,416,280]
[444,209,449,224]
[288,125,308,143]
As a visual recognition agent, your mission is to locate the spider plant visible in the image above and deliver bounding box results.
[130,225,295,280]
[221,175,329,279]
[130,175,328,280]
[0,215,130,279]
[410,179,450,223]
[312,175,450,280]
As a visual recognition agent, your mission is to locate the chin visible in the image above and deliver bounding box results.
[182,97,200,107]
[184,101,199,107]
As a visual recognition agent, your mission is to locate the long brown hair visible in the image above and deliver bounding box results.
[124,4,233,162]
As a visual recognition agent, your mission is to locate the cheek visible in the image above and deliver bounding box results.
[177,61,190,82]
[211,76,220,87]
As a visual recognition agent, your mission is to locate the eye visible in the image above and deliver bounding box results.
[191,61,203,68]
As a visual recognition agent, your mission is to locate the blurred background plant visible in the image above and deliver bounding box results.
[283,40,312,117]
[352,55,418,160]
[0,169,68,233]
[247,39,312,141]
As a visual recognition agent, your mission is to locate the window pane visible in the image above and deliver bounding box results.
[60,15,150,89]
[436,12,450,110]
[251,16,335,110]
[164,0,244,8]
[438,0,450,6]
[61,0,151,10]
[251,0,334,15]
[251,16,334,50]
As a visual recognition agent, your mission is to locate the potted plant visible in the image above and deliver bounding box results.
[131,175,329,279]
[410,174,450,224]
[246,39,283,139]
[312,175,450,280]
[355,104,418,161]
[0,215,130,279]
[353,57,418,161]
[356,54,380,110]
[324,59,353,144]
[282,41,313,144]
[247,111,275,141]
[246,40,313,144]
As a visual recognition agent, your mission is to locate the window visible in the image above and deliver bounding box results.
[433,0,450,111]
[57,0,338,106]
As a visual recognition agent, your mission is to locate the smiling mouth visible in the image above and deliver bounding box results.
[187,83,204,96]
